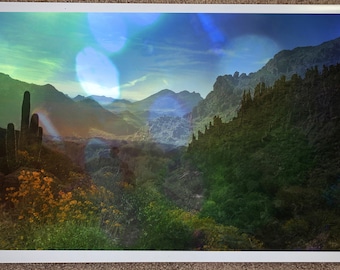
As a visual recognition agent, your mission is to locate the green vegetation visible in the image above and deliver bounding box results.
[0,64,339,250]
[134,188,262,250]
[0,169,121,249]
[188,65,340,249]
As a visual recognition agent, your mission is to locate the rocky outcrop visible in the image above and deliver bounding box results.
[148,115,192,147]
[191,36,340,129]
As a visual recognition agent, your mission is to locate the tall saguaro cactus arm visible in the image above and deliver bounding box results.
[29,113,39,143]
[19,91,31,149]
[29,113,43,160]
[1,91,44,173]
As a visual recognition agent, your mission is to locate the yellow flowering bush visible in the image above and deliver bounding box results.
[56,185,98,223]
[1,169,123,249]
[5,170,58,224]
[4,169,121,228]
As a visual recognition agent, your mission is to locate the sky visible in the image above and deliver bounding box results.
[1,12,340,100]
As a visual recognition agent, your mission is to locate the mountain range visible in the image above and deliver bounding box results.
[191,36,340,131]
[98,89,202,120]
[0,74,202,140]
[0,74,137,138]
[1,36,340,143]
[73,94,117,105]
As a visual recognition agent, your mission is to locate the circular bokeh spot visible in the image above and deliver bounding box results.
[76,47,120,99]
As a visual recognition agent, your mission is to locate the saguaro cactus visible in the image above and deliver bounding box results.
[19,91,30,149]
[29,113,43,160]
[2,91,44,172]
[29,113,39,143]
[19,92,43,148]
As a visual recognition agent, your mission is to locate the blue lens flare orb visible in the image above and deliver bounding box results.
[88,13,128,53]
[76,47,120,99]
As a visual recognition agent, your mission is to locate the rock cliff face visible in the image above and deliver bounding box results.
[255,36,340,85]
[121,90,202,147]
[147,115,192,148]
[192,36,340,130]
[192,75,240,125]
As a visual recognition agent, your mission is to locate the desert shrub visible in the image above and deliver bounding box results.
[1,169,122,249]
[26,220,118,250]
[137,199,193,250]
[5,169,59,224]
[170,209,263,250]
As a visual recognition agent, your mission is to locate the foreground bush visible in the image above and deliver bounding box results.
[1,169,121,249]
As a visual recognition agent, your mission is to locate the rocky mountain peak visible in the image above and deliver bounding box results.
[259,36,340,80]
[213,75,237,95]
[192,36,340,129]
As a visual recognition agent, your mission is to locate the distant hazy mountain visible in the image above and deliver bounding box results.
[73,94,86,102]
[103,88,202,125]
[103,99,133,113]
[101,89,201,146]
[0,74,138,138]
[74,88,202,120]
[128,89,203,120]
[73,95,117,105]
[192,36,340,130]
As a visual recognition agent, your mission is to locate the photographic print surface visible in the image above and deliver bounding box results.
[0,6,340,252]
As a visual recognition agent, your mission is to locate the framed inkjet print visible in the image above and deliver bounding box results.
[0,2,339,263]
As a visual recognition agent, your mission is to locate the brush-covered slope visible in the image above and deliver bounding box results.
[188,64,340,250]
[0,74,138,138]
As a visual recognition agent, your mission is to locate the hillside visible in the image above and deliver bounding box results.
[74,95,118,106]
[103,99,133,113]
[127,89,202,120]
[188,64,340,249]
[192,36,340,131]
[0,73,203,144]
[0,73,138,138]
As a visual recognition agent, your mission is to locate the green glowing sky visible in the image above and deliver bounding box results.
[1,12,340,100]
